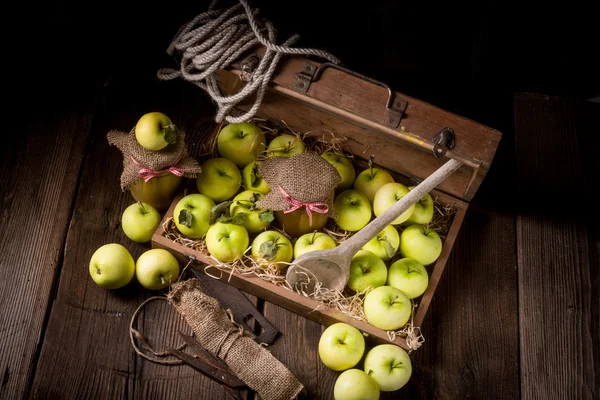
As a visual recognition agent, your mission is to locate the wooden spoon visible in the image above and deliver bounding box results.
[285,158,463,293]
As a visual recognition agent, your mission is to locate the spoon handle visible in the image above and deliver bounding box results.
[340,158,463,256]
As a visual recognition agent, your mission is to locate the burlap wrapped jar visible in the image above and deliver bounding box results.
[257,153,341,237]
[107,128,202,210]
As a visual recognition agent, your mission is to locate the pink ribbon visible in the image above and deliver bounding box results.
[279,186,329,225]
[131,156,186,183]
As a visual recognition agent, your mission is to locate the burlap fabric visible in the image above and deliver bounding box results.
[168,279,304,400]
[257,153,341,217]
[107,128,202,190]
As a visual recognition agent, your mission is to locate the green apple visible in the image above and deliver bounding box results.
[321,151,356,191]
[318,323,365,371]
[205,222,249,262]
[363,286,412,331]
[196,158,242,202]
[334,369,380,400]
[405,186,434,225]
[387,258,429,299]
[217,122,266,168]
[363,344,412,392]
[353,167,394,204]
[242,161,271,194]
[373,182,415,225]
[134,112,177,151]
[348,250,387,292]
[361,224,400,261]
[334,190,372,232]
[89,243,135,289]
[135,249,180,290]
[173,194,215,239]
[399,225,442,266]
[229,190,273,233]
[121,201,161,243]
[251,230,293,268]
[266,134,305,157]
[293,231,337,259]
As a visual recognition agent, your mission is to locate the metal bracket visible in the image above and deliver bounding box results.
[294,63,317,93]
[294,62,407,128]
[433,127,455,157]
[240,53,260,83]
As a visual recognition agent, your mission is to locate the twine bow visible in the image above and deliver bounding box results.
[279,186,328,225]
[131,156,186,183]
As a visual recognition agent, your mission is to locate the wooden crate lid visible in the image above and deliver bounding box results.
[215,51,502,202]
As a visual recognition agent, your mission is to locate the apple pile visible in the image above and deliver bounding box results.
[319,322,412,399]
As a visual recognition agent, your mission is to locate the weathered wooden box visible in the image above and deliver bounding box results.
[152,50,501,350]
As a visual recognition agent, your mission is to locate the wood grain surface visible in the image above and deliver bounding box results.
[0,104,94,399]
[515,93,598,400]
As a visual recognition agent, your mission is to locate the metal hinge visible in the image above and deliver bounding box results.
[294,63,317,93]
[433,127,455,157]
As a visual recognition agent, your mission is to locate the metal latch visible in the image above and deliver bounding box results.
[433,127,455,157]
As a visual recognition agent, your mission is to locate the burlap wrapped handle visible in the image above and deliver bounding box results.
[168,279,305,400]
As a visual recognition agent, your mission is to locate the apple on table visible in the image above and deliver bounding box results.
[196,158,242,202]
[242,161,271,194]
[173,193,215,239]
[334,369,380,400]
[373,182,415,225]
[135,112,177,151]
[334,190,372,232]
[267,134,305,157]
[293,231,337,259]
[399,224,443,266]
[363,344,412,392]
[347,250,387,292]
[363,286,412,331]
[251,230,293,268]
[89,243,135,289]
[353,165,394,204]
[387,258,429,299]
[135,249,180,290]
[361,224,399,261]
[205,222,249,262]
[217,122,266,168]
[318,322,365,371]
[121,201,161,243]
[321,151,356,191]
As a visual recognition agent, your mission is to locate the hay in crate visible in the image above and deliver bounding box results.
[166,118,457,350]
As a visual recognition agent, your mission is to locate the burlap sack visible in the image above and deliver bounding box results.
[257,152,341,218]
[107,128,202,190]
[168,279,305,400]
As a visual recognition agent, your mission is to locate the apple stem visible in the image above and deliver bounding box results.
[390,294,399,305]
[96,268,101,275]
[366,369,373,376]
[161,276,166,286]
[368,155,375,179]
[138,201,147,214]
[311,230,318,244]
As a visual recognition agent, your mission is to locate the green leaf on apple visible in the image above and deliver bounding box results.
[258,210,274,222]
[210,201,233,225]
[250,163,260,187]
[178,209,194,228]
[259,239,279,260]
[217,212,248,225]
[381,237,396,259]
[163,124,178,144]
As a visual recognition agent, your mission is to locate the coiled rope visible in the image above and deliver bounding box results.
[157,0,340,123]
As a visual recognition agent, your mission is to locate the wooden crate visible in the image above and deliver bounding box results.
[152,50,501,350]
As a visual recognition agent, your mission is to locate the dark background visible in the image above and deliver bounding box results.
[8,0,599,125]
